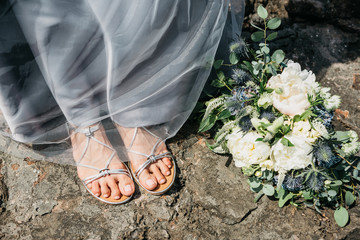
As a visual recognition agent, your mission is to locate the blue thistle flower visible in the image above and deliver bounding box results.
[273,175,305,192]
[313,141,341,168]
[231,69,249,85]
[238,116,253,132]
[226,86,257,116]
[314,105,334,128]
[305,171,325,192]
[260,111,276,122]
[229,39,247,55]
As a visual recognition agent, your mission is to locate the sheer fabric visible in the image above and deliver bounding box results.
[0,0,244,164]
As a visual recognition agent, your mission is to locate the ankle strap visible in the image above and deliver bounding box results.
[74,123,101,136]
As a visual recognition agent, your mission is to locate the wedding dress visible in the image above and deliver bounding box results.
[0,0,245,165]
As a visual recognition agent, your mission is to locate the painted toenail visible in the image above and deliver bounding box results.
[125,185,132,193]
[168,165,172,168]
[95,193,100,197]
[114,196,120,200]
[160,179,166,184]
[146,179,155,187]
[166,171,171,175]
[103,194,109,198]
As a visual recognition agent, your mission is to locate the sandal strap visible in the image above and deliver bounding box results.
[83,168,131,185]
[74,123,129,183]
[134,152,173,178]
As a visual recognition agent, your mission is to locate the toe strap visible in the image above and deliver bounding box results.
[134,152,173,178]
[83,168,131,185]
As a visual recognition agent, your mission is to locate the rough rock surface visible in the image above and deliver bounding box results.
[1,2,360,240]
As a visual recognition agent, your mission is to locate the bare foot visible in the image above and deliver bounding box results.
[71,124,135,199]
[117,126,172,191]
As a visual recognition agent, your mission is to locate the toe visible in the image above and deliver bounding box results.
[86,183,92,189]
[91,181,101,197]
[150,164,166,184]
[99,179,111,198]
[107,176,122,200]
[160,151,172,168]
[139,169,158,190]
[117,174,135,197]
[157,160,171,176]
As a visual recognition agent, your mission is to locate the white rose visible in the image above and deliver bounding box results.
[271,135,313,171]
[291,120,319,143]
[226,131,271,168]
[260,160,275,171]
[267,61,315,116]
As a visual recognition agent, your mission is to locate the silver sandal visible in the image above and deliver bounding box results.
[126,127,176,195]
[74,123,133,204]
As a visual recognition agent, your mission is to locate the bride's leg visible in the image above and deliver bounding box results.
[71,123,135,198]
[116,126,172,190]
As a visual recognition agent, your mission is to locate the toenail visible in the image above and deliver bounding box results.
[160,179,166,184]
[166,171,171,175]
[95,193,100,197]
[168,165,172,168]
[146,179,155,187]
[103,194,109,198]
[114,196,120,200]
[125,185,132,193]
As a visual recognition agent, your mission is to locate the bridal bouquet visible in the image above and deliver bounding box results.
[199,6,360,227]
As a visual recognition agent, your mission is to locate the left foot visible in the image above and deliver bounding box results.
[116,126,172,191]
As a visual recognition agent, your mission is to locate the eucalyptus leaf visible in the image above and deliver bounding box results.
[263,184,275,196]
[254,190,264,202]
[257,5,268,19]
[302,191,312,200]
[261,46,270,54]
[328,190,337,197]
[345,191,355,206]
[213,59,224,70]
[266,32,278,41]
[272,49,285,64]
[251,31,264,42]
[334,207,349,227]
[279,192,294,207]
[229,52,238,64]
[267,18,281,29]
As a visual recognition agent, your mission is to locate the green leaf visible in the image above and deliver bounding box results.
[279,192,294,207]
[345,191,355,206]
[254,190,264,202]
[261,46,270,54]
[251,31,264,42]
[198,113,217,132]
[266,32,278,41]
[255,138,264,142]
[229,52,239,64]
[300,109,313,120]
[217,71,225,81]
[210,79,225,88]
[281,137,295,147]
[302,191,312,200]
[267,18,281,30]
[272,49,285,64]
[257,5,268,19]
[328,190,337,197]
[213,59,224,70]
[263,184,275,196]
[250,22,264,31]
[334,207,349,227]
[217,109,231,120]
[293,115,301,123]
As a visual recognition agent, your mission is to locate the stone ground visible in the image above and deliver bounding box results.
[1,1,360,240]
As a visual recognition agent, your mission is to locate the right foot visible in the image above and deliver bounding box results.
[117,126,173,191]
[71,124,135,200]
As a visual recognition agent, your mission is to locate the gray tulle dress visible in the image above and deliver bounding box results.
[0,0,244,164]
